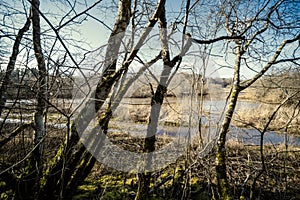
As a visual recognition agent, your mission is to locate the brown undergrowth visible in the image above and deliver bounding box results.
[76,137,300,200]
[1,125,300,199]
[234,103,300,136]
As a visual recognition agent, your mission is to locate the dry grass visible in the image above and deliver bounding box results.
[0,125,64,167]
[113,97,192,127]
[233,103,300,136]
[225,142,300,199]
[76,140,300,200]
[106,131,173,153]
[1,122,300,200]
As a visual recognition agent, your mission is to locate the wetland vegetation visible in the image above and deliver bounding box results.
[1,0,299,199]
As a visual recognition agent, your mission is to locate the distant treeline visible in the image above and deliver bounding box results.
[129,73,232,98]
[0,68,73,99]
[250,69,300,105]
[0,69,235,100]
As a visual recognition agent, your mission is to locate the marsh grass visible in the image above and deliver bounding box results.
[1,88,300,199]
[0,124,65,169]
[1,121,300,200]
[70,140,300,200]
[234,103,300,135]
[112,97,192,127]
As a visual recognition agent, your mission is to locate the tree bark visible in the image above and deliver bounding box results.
[15,1,47,199]
[40,0,131,198]
[135,6,170,199]
[39,0,173,198]
[24,0,48,198]
[215,42,242,200]
[0,18,31,117]
[135,5,192,199]
[32,0,47,169]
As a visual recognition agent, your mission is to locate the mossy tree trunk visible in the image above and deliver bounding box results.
[215,3,300,198]
[135,5,192,199]
[135,6,170,199]
[15,0,47,199]
[215,42,242,200]
[0,18,31,117]
[41,0,170,197]
[39,0,131,198]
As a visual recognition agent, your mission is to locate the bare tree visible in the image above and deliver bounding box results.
[214,1,300,199]
[1,0,299,199]
[18,0,48,198]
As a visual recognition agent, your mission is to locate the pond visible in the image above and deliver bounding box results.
[2,99,300,147]
[229,127,300,146]
[107,120,300,147]
[200,100,300,146]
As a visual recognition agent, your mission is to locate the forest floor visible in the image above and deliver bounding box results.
[1,83,300,199]
[1,125,300,199]
[233,103,300,136]
[72,134,300,200]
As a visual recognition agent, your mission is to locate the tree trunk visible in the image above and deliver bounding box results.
[32,0,47,170]
[14,1,48,199]
[215,42,242,200]
[134,6,193,198]
[215,87,239,200]
[39,0,131,198]
[39,0,171,197]
[135,5,181,199]
[0,18,31,117]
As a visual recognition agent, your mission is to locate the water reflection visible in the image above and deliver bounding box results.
[2,99,299,146]
[229,127,300,146]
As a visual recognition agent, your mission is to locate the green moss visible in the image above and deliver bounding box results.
[74,174,138,200]
[218,178,231,200]
[78,184,97,191]
[1,192,10,200]
[193,191,209,200]
[216,150,226,166]
[0,181,12,200]
[125,177,137,185]
[101,190,122,200]
[40,143,64,188]
[73,179,99,199]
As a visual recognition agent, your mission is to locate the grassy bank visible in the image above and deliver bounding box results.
[71,139,300,200]
[1,123,300,199]
[234,103,300,136]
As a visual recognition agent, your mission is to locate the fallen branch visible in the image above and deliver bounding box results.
[0,122,33,147]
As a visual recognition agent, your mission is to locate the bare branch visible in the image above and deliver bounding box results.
[191,35,245,44]
[0,122,33,147]
[241,33,300,89]
[242,0,284,53]
[0,18,31,116]
[57,0,104,31]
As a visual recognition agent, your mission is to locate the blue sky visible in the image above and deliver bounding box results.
[1,0,231,78]
[2,0,298,79]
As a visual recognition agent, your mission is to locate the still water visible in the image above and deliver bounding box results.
[2,99,300,146]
